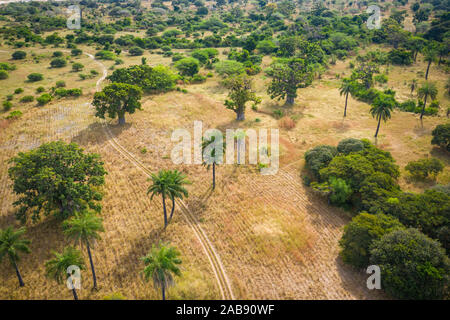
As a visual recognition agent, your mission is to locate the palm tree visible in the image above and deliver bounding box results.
[141,243,182,300]
[201,136,226,190]
[339,78,354,117]
[418,82,438,120]
[45,246,85,300]
[0,227,31,287]
[63,210,104,290]
[410,78,418,95]
[148,170,190,228]
[370,95,395,138]
[423,48,437,80]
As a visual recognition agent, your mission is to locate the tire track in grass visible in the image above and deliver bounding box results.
[86,52,234,300]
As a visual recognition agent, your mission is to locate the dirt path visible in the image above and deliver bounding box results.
[85,53,235,300]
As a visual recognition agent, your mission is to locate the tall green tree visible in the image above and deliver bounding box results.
[202,136,226,190]
[141,243,182,300]
[93,82,142,125]
[339,78,355,117]
[8,141,106,223]
[63,210,104,290]
[45,247,85,300]
[418,82,438,120]
[267,58,313,106]
[0,227,31,287]
[224,75,261,121]
[423,47,437,80]
[147,170,190,228]
[370,95,395,138]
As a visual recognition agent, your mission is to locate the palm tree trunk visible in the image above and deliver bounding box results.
[425,60,431,80]
[162,285,166,300]
[13,260,24,287]
[212,162,216,190]
[374,117,381,138]
[438,55,442,66]
[420,93,428,120]
[72,288,79,300]
[162,193,168,228]
[169,194,175,222]
[344,92,349,117]
[86,243,97,290]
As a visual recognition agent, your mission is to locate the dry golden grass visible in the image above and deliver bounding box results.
[0,40,448,300]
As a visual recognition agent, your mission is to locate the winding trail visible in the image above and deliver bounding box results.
[85,52,235,300]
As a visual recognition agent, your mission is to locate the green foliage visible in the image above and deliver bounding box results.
[72,63,84,72]
[337,138,364,155]
[95,50,116,60]
[50,57,67,68]
[36,93,52,105]
[63,210,104,247]
[405,158,444,179]
[6,110,23,119]
[45,247,85,284]
[388,49,413,65]
[304,145,338,179]
[20,95,34,103]
[8,141,106,223]
[175,57,200,77]
[257,40,277,54]
[12,50,26,60]
[0,70,8,80]
[0,226,31,265]
[431,123,450,152]
[27,73,43,82]
[224,75,261,121]
[54,88,82,98]
[71,48,82,56]
[370,228,449,299]
[93,82,142,125]
[129,46,144,56]
[214,60,245,77]
[329,177,352,205]
[3,101,12,111]
[340,212,405,268]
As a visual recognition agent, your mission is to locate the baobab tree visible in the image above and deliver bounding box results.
[0,227,31,287]
[63,210,104,290]
[224,75,261,121]
[141,243,182,300]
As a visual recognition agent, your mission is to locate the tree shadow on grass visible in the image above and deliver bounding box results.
[71,121,131,146]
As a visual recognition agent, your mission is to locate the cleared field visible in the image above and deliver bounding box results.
[0,39,448,299]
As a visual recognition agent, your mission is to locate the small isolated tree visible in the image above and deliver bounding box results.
[8,141,106,223]
[431,123,450,152]
[12,51,26,60]
[175,57,200,77]
[405,158,444,179]
[0,227,31,287]
[418,82,438,120]
[267,58,313,106]
[129,46,144,56]
[339,212,405,269]
[202,135,226,190]
[423,47,437,80]
[36,93,52,105]
[0,70,8,80]
[93,82,142,125]
[72,63,84,72]
[147,170,190,228]
[45,247,85,300]
[370,228,449,299]
[141,243,182,300]
[224,75,261,121]
[27,73,43,82]
[63,210,104,290]
[370,94,395,138]
[339,78,355,117]
[50,57,67,68]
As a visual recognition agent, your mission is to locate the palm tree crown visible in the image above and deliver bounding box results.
[418,82,438,119]
[370,95,395,138]
[45,246,85,285]
[141,243,182,300]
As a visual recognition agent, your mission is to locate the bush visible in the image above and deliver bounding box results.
[405,158,444,179]
[214,60,245,77]
[337,138,364,155]
[339,212,405,268]
[304,145,338,178]
[191,74,206,83]
[36,93,52,105]
[12,50,26,60]
[72,63,84,72]
[6,110,22,119]
[374,74,388,84]
[370,228,449,299]
[0,70,8,80]
[71,48,83,56]
[52,51,63,57]
[50,57,67,68]
[95,50,116,60]
[27,73,43,82]
[129,46,144,56]
[431,123,450,152]
[20,95,34,103]
[388,49,413,65]
[56,80,66,88]
[3,101,12,111]
[36,87,45,93]
[329,177,352,205]
[14,88,23,94]
[175,58,200,77]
